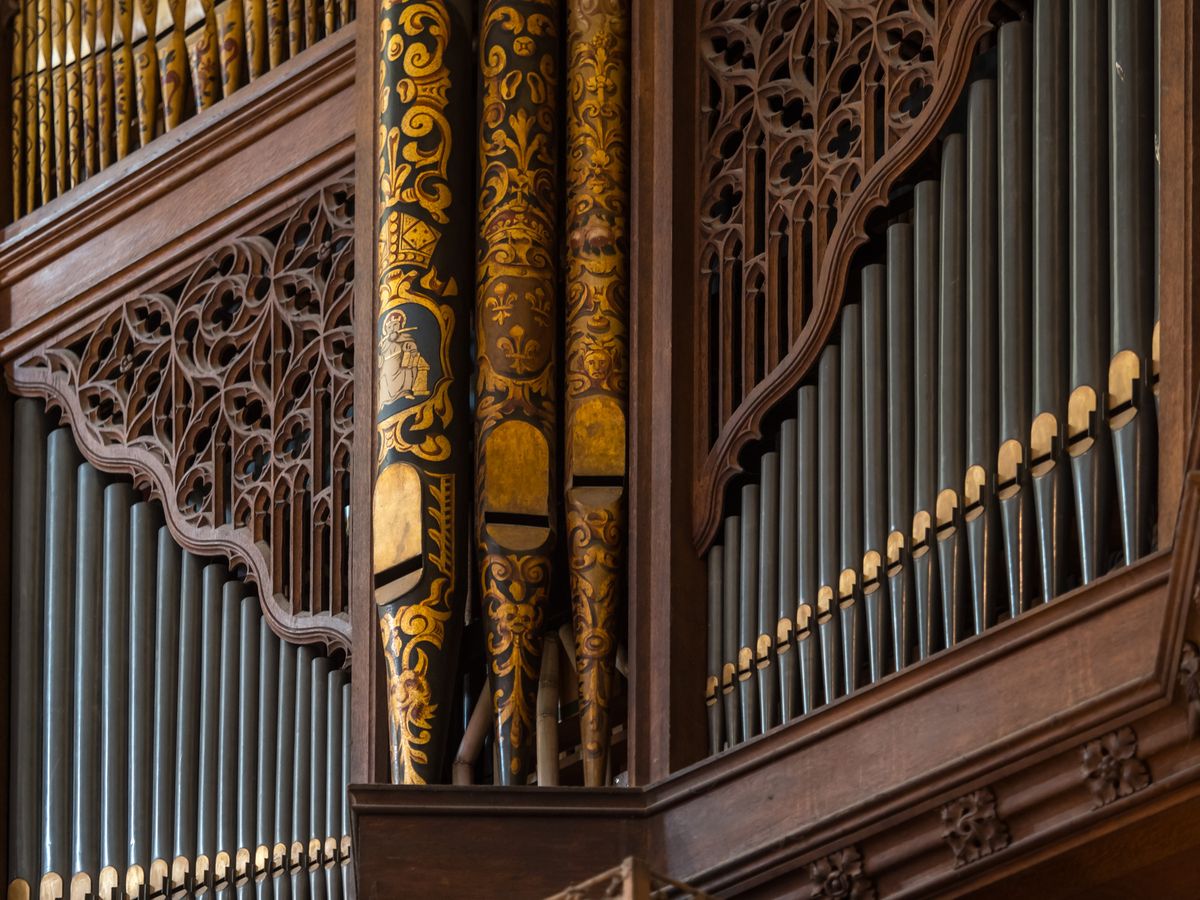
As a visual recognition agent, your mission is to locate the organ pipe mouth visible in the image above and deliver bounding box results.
[755,633,772,668]
[963,466,987,521]
[721,662,737,694]
[838,568,858,603]
[1152,322,1161,398]
[737,646,754,680]
[8,879,30,900]
[776,615,795,651]
[1030,413,1059,476]
[706,675,720,705]
[996,439,1024,500]
[1067,385,1099,456]
[886,531,905,572]
[796,603,814,637]
[36,875,60,900]
[862,550,883,592]
[817,586,835,622]
[911,512,932,556]
[935,489,959,536]
[69,875,89,900]
[1107,349,1142,430]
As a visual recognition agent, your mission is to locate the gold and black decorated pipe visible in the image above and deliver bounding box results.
[756,451,779,731]
[213,0,246,98]
[133,0,162,150]
[51,0,69,195]
[564,0,628,787]
[816,343,840,706]
[964,76,999,636]
[186,2,221,113]
[737,483,760,741]
[721,514,740,746]
[245,0,269,80]
[861,265,889,679]
[476,0,560,786]
[776,416,799,722]
[95,0,114,170]
[79,0,98,179]
[885,223,914,663]
[112,0,137,159]
[998,20,1035,621]
[912,181,939,659]
[373,0,473,785]
[267,0,286,69]
[937,132,967,649]
[1068,0,1111,585]
[22,0,39,211]
[706,545,724,754]
[12,0,28,218]
[839,304,863,693]
[1031,0,1069,606]
[66,0,83,188]
[1108,0,1156,568]
[155,0,190,130]
[37,0,54,201]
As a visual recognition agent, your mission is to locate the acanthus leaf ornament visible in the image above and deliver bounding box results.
[373,0,474,785]
[1080,726,1151,808]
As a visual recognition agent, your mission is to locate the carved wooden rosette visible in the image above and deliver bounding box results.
[373,0,473,785]
[564,0,628,788]
[693,0,998,550]
[476,0,559,786]
[8,176,356,652]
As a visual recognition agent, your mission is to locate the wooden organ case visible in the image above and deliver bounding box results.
[2,0,1200,898]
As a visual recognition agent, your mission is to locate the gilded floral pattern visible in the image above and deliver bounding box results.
[476,0,560,785]
[374,0,471,785]
[564,0,628,788]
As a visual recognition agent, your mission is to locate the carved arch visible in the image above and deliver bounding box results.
[7,175,355,652]
[694,0,1000,550]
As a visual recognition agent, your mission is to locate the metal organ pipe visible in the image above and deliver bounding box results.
[699,6,1159,753]
[4,406,353,897]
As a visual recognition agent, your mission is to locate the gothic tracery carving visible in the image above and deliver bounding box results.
[9,176,355,650]
[694,0,998,549]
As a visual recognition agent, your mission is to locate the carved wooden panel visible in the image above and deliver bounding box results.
[694,0,998,549]
[7,174,355,650]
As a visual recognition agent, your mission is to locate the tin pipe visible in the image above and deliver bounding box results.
[197,564,225,860]
[238,596,261,855]
[886,224,915,664]
[72,462,104,880]
[912,181,939,659]
[1108,0,1156,566]
[776,417,799,721]
[720,515,739,746]
[937,134,968,649]
[99,482,132,874]
[796,383,818,665]
[257,624,281,852]
[216,580,242,862]
[861,266,889,680]
[150,528,181,867]
[128,502,160,874]
[8,400,46,889]
[737,483,760,740]
[275,638,299,882]
[174,552,204,862]
[965,77,999,636]
[817,344,841,705]
[43,429,78,880]
[839,305,863,693]
[706,546,724,753]
[757,451,780,729]
[998,20,1035,621]
[309,655,331,900]
[1069,0,1111,585]
[795,604,817,716]
[325,668,348,899]
[293,644,315,850]
[1031,0,1070,606]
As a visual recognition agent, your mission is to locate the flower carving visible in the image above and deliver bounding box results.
[808,846,875,900]
[1080,726,1150,808]
[940,788,1010,868]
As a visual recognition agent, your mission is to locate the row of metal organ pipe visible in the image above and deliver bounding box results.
[8,0,354,218]
[706,1,1159,753]
[7,401,352,899]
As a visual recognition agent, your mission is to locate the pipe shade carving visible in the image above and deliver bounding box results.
[694,0,999,551]
[7,175,355,652]
[372,0,473,785]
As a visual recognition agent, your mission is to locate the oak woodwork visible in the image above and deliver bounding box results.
[8,174,355,650]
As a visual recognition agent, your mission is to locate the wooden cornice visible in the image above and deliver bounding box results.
[351,532,1200,898]
[0,25,356,362]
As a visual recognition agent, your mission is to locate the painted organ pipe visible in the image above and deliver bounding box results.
[5,0,356,217]
[564,0,629,788]
[5,402,351,899]
[700,0,1158,747]
[475,0,560,785]
[372,0,472,785]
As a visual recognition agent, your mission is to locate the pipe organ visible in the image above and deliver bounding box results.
[701,0,1160,755]
[7,0,356,218]
[6,401,352,899]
